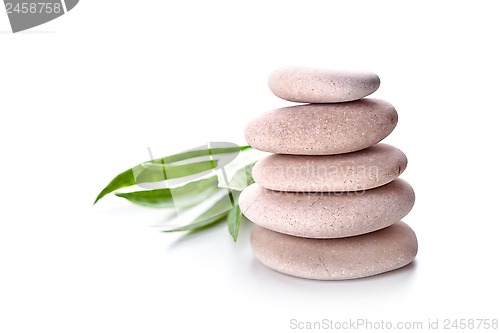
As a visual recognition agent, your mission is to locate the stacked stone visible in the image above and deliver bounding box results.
[240,67,417,280]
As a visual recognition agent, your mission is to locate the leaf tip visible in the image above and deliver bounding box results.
[93,194,102,205]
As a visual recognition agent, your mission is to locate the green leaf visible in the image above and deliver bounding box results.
[94,160,217,204]
[220,163,256,191]
[133,160,218,185]
[154,145,250,164]
[94,145,250,204]
[163,193,233,232]
[94,169,136,205]
[227,203,242,242]
[165,211,229,233]
[94,144,260,243]
[114,176,219,208]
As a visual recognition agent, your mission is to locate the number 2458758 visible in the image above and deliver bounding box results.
[5,2,62,14]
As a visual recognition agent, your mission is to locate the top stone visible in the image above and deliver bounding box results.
[268,67,380,103]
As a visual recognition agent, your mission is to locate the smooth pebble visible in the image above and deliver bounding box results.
[244,99,397,155]
[239,179,415,238]
[251,221,418,280]
[252,143,407,192]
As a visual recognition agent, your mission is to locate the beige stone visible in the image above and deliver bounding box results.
[253,143,407,192]
[251,221,418,280]
[244,99,397,155]
[268,67,380,103]
[239,179,415,238]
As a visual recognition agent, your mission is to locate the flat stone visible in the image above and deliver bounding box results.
[252,143,407,192]
[251,221,417,280]
[244,99,397,155]
[239,179,415,238]
[268,67,380,103]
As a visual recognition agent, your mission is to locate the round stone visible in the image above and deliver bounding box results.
[252,143,407,192]
[244,99,397,155]
[251,222,418,280]
[268,67,380,103]
[251,221,418,280]
[239,179,415,238]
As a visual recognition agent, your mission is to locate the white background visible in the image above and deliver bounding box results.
[1,1,499,332]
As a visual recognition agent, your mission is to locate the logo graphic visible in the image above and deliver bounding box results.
[4,0,78,33]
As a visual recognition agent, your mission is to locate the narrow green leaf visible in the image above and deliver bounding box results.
[163,194,233,232]
[154,145,250,164]
[220,163,256,191]
[114,176,219,208]
[94,169,135,204]
[227,204,242,242]
[245,163,255,185]
[94,160,217,204]
[94,145,250,204]
[133,160,218,184]
[164,211,229,233]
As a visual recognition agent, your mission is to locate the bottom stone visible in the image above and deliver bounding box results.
[251,221,417,280]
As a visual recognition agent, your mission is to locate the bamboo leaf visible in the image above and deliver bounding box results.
[94,169,135,204]
[157,145,250,164]
[164,211,229,233]
[94,160,217,204]
[227,204,242,242]
[163,194,233,232]
[94,145,250,204]
[114,176,219,208]
[94,143,259,243]
[220,163,255,191]
[133,160,218,184]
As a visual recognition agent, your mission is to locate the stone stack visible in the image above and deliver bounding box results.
[240,67,417,280]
